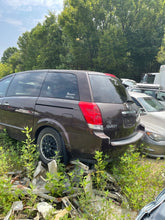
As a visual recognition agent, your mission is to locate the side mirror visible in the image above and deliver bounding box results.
[139,108,146,115]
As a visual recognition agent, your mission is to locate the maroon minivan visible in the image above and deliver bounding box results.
[0,70,144,164]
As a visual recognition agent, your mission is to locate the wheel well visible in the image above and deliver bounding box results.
[35,126,54,142]
[35,126,64,144]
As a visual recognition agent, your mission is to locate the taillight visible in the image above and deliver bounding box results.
[79,101,103,130]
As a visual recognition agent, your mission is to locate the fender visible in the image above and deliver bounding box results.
[33,118,71,151]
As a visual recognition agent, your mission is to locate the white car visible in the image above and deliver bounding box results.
[129,91,165,158]
[121,78,137,90]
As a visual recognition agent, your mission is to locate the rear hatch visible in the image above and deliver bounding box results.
[88,74,140,140]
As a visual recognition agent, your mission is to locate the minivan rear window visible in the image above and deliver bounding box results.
[89,74,129,103]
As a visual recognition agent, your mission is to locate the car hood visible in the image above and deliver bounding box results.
[140,111,165,134]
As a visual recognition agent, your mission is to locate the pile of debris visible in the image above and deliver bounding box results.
[3,160,137,220]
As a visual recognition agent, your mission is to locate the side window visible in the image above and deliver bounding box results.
[40,72,79,100]
[7,72,46,97]
[0,76,13,97]
[157,91,165,101]
[143,90,155,97]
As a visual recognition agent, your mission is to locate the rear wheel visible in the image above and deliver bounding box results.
[37,127,68,165]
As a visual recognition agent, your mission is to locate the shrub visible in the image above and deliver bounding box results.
[0,177,20,214]
[112,145,165,210]
[20,127,39,179]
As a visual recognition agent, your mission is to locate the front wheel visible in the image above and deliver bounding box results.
[37,127,68,165]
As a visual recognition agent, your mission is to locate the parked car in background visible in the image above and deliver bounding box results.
[121,78,137,90]
[0,70,144,164]
[130,83,165,106]
[131,88,165,106]
[129,91,165,158]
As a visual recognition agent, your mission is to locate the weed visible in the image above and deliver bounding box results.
[92,151,109,191]
[45,155,68,197]
[21,183,39,217]
[112,145,165,210]
[20,127,39,179]
[0,130,22,171]
[0,177,20,214]
[0,146,10,174]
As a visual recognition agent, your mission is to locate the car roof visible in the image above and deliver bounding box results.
[10,69,108,77]
[136,83,160,89]
[129,91,152,99]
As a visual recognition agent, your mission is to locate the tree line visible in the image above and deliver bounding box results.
[0,0,165,81]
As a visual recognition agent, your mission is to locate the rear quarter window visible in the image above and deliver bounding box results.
[89,74,129,103]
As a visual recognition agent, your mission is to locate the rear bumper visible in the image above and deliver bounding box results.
[94,129,144,147]
[94,127,145,159]
[111,130,144,146]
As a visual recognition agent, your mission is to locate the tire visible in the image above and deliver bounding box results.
[37,127,68,165]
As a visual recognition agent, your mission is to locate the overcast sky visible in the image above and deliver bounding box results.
[0,0,63,59]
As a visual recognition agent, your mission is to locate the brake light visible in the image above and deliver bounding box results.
[79,101,103,130]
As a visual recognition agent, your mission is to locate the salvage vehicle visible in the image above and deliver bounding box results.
[129,91,165,158]
[130,83,165,106]
[0,70,144,164]
[121,78,137,89]
[136,188,165,220]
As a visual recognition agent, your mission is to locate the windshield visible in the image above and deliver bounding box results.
[138,97,165,112]
[89,74,130,103]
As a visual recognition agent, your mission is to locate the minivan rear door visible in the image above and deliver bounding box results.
[88,74,139,140]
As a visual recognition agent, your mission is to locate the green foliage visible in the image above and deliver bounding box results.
[0,177,20,214]
[157,31,165,64]
[0,130,22,171]
[45,155,70,197]
[1,47,18,64]
[0,62,13,78]
[23,184,39,217]
[45,171,68,197]
[92,151,109,191]
[17,12,63,71]
[112,145,165,210]
[8,51,23,73]
[0,146,10,174]
[20,127,39,179]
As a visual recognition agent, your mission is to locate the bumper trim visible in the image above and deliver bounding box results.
[111,130,144,146]
[94,132,110,144]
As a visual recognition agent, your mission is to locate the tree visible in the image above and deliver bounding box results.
[112,0,165,80]
[1,47,18,64]
[0,63,12,78]
[17,12,63,70]
[96,24,131,78]
[157,30,165,64]
[59,0,113,69]
[35,12,63,69]
[8,51,23,73]
[17,31,34,70]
